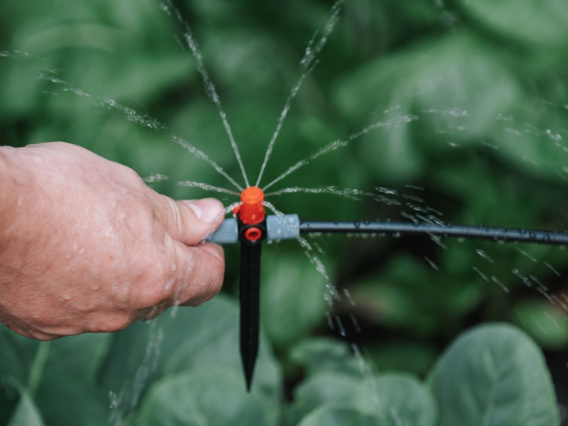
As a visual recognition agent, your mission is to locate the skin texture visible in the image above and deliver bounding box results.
[0,142,225,340]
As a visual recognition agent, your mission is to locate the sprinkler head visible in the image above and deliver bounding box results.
[234,186,266,242]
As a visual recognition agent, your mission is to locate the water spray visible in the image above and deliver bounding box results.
[207,186,568,391]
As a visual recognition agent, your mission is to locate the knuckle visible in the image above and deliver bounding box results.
[122,164,143,182]
[132,256,176,309]
[187,260,225,307]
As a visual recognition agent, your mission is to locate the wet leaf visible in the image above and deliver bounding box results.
[33,336,110,426]
[136,368,279,426]
[0,328,110,425]
[7,391,44,426]
[512,299,568,350]
[0,326,39,388]
[261,252,328,349]
[289,338,361,377]
[457,0,568,47]
[98,294,281,414]
[428,323,559,426]
[334,31,521,181]
[35,375,109,426]
[287,371,437,426]
[285,372,363,425]
[370,374,437,426]
[298,406,382,426]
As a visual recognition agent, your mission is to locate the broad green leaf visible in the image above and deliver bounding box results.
[334,31,521,181]
[41,333,111,385]
[0,327,111,425]
[457,0,568,47]
[287,370,437,426]
[7,391,44,426]
[512,299,568,350]
[0,326,39,387]
[289,338,361,378]
[369,374,437,426]
[261,252,328,349]
[490,98,568,178]
[285,372,363,425]
[428,323,559,426]
[33,335,112,426]
[98,294,281,414]
[351,254,483,337]
[35,377,109,426]
[136,367,279,426]
[298,406,382,426]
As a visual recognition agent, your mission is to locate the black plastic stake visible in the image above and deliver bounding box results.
[239,238,262,392]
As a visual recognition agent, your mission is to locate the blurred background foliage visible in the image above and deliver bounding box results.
[1,0,568,424]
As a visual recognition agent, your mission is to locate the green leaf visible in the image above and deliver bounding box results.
[136,367,279,426]
[298,406,382,426]
[33,335,111,426]
[428,323,559,426]
[8,391,44,426]
[0,327,111,425]
[457,0,568,47]
[287,371,437,426]
[370,374,437,426]
[285,372,363,425]
[35,377,109,426]
[334,31,521,181]
[0,325,40,387]
[261,252,328,349]
[98,294,281,416]
[512,299,568,350]
[289,338,361,378]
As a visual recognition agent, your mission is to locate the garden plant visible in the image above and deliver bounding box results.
[1,0,568,424]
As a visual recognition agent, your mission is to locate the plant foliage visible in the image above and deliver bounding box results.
[1,0,568,424]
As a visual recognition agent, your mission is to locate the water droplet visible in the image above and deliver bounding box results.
[343,288,356,306]
[164,278,175,292]
[326,311,335,330]
[424,256,439,271]
[349,313,361,333]
[544,261,561,277]
[472,266,489,282]
[336,316,346,337]
[491,276,509,293]
[108,391,120,409]
[475,249,494,263]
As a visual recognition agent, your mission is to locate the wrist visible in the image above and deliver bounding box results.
[0,146,20,240]
[0,147,11,213]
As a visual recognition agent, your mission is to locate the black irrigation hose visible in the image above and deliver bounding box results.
[299,221,568,246]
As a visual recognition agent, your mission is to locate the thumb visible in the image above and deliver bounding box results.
[157,196,225,246]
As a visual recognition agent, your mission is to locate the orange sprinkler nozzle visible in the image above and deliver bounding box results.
[237,186,265,225]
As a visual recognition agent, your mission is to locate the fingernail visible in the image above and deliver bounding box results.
[185,199,224,223]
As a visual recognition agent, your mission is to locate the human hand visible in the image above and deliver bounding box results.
[0,142,225,340]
